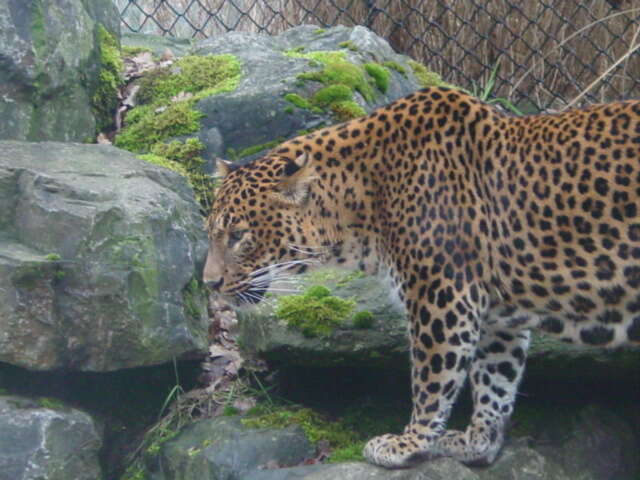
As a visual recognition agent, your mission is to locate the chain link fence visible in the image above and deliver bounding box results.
[117,0,640,112]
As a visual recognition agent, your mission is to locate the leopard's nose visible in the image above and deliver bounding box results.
[206,278,224,291]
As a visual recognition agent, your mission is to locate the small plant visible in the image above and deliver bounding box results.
[364,63,391,93]
[382,61,407,75]
[38,397,65,410]
[469,59,523,115]
[338,40,358,51]
[276,285,355,337]
[242,405,360,457]
[353,310,374,329]
[45,253,61,261]
[222,405,240,416]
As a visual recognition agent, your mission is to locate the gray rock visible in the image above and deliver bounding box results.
[533,405,640,480]
[246,458,479,480]
[0,141,208,371]
[0,0,120,141]
[150,416,315,480]
[0,395,102,480]
[477,439,571,480]
[121,25,425,164]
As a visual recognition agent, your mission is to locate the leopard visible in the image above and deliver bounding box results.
[203,86,640,468]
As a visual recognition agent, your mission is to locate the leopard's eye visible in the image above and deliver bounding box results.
[228,229,248,248]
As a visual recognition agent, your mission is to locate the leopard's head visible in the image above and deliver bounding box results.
[203,153,321,305]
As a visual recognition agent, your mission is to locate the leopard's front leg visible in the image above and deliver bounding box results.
[363,282,485,468]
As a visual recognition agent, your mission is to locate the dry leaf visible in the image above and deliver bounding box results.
[96,133,111,145]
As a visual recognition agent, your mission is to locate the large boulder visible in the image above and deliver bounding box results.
[0,395,102,480]
[148,416,315,480]
[122,25,441,166]
[0,141,209,371]
[135,404,639,480]
[0,0,120,141]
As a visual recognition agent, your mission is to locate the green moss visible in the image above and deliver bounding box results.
[304,285,331,299]
[182,278,204,320]
[137,54,240,105]
[353,310,374,329]
[93,25,124,132]
[284,93,312,109]
[330,100,366,121]
[115,103,203,153]
[45,253,61,261]
[276,286,355,337]
[241,401,407,464]
[311,84,353,108]
[327,442,366,463]
[298,56,374,102]
[122,45,153,57]
[121,465,146,480]
[222,405,241,416]
[284,49,383,120]
[408,60,453,89]
[364,63,391,93]
[38,397,66,410]
[382,61,407,75]
[242,406,359,456]
[284,105,294,114]
[145,138,215,213]
[338,41,358,51]
[116,54,240,154]
[138,153,189,176]
[30,0,46,59]
[314,28,326,35]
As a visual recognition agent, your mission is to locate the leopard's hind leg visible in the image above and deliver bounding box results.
[434,320,530,465]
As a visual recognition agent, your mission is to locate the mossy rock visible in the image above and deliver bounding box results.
[238,267,409,368]
[182,25,436,167]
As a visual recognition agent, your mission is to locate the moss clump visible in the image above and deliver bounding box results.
[136,54,240,105]
[364,63,391,93]
[382,61,407,75]
[38,397,66,410]
[116,54,240,153]
[115,102,203,153]
[312,84,353,108]
[314,28,326,35]
[297,52,375,102]
[149,138,216,212]
[121,45,152,57]
[93,25,124,132]
[285,50,395,121]
[284,93,312,109]
[241,401,407,464]
[330,100,366,121]
[353,310,374,329]
[338,40,358,51]
[276,285,355,337]
[408,60,453,89]
[242,406,360,460]
[138,153,188,176]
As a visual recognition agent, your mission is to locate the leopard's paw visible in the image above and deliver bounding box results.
[363,433,434,468]
[433,427,504,466]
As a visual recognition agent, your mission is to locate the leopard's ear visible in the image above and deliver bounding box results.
[274,153,318,206]
[215,158,233,178]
